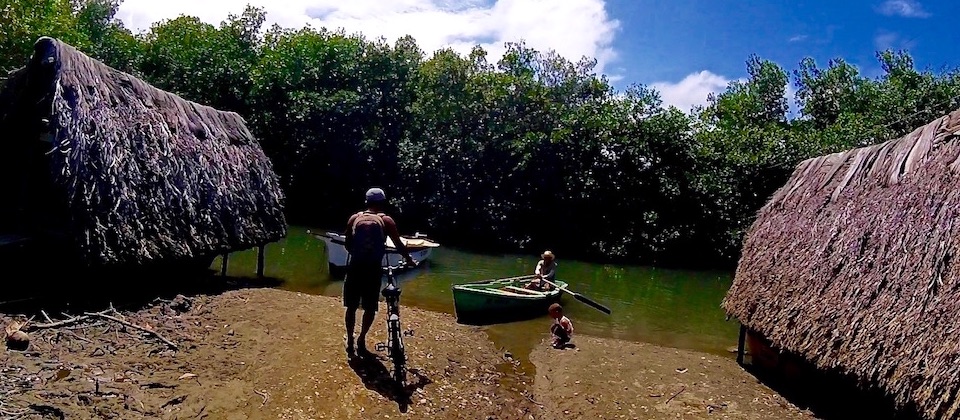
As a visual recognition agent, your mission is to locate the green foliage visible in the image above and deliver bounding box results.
[3,3,959,267]
[0,0,84,70]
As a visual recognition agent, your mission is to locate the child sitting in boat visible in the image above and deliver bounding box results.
[548,303,574,348]
[526,250,557,290]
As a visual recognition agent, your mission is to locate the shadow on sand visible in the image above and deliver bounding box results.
[348,355,432,413]
[741,361,921,420]
[0,263,283,316]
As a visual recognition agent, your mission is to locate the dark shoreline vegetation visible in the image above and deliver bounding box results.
[3,1,959,269]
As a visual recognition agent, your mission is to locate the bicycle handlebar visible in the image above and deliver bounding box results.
[382,259,418,272]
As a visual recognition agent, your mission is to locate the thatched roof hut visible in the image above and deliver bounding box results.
[0,37,286,267]
[723,108,960,419]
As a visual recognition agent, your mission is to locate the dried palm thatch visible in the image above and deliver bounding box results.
[723,107,960,419]
[0,37,286,266]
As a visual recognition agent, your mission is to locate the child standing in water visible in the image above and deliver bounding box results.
[548,303,574,348]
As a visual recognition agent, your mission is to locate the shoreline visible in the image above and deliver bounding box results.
[2,288,812,419]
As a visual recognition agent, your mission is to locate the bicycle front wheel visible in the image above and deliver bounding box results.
[391,328,406,388]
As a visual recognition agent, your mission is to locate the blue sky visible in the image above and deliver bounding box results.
[117,0,959,111]
[609,0,960,109]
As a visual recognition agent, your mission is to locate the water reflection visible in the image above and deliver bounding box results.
[219,226,739,357]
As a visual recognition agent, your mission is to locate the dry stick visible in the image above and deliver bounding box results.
[30,309,114,330]
[665,386,686,404]
[40,310,53,323]
[84,312,178,351]
[523,392,544,407]
[21,315,35,330]
[254,390,269,407]
[31,314,93,330]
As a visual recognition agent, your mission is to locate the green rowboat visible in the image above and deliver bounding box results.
[452,276,568,324]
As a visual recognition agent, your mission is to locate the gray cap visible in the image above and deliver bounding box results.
[365,187,387,202]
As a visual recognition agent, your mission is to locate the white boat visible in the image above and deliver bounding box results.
[313,230,440,271]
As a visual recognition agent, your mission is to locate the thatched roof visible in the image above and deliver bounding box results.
[0,37,286,266]
[723,108,960,419]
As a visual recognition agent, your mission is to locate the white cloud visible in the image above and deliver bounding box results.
[116,0,620,73]
[785,81,799,119]
[652,71,801,118]
[788,34,808,43]
[876,0,931,18]
[874,30,916,51]
[651,71,732,112]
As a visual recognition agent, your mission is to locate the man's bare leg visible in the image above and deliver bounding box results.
[357,310,376,355]
[345,308,357,354]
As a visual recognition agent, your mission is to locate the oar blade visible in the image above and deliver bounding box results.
[542,279,612,315]
[572,293,612,315]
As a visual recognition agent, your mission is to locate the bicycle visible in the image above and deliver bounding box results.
[376,260,415,388]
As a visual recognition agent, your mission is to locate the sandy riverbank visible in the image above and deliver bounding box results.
[2,288,813,419]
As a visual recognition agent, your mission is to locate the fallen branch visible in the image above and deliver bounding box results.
[30,309,111,330]
[665,386,686,404]
[84,312,178,351]
[34,315,87,329]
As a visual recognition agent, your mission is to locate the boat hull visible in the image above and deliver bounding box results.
[452,279,566,325]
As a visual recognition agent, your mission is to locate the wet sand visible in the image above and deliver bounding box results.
[2,288,813,419]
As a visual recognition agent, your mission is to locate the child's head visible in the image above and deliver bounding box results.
[549,303,563,318]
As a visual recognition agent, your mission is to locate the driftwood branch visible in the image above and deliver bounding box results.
[30,313,96,330]
[30,309,114,330]
[84,312,178,351]
[28,307,178,350]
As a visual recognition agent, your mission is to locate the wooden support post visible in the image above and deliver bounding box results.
[736,323,747,365]
[256,244,265,278]
[220,253,229,276]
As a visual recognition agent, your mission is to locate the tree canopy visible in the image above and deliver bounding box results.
[4,1,959,268]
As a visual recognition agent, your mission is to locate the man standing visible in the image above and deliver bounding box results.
[343,187,415,357]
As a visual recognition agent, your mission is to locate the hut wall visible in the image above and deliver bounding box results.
[0,61,71,242]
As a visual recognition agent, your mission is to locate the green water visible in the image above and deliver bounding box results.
[217,226,739,358]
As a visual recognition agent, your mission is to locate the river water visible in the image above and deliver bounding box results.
[218,226,739,359]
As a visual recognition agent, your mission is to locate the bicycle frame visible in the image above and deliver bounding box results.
[378,263,407,388]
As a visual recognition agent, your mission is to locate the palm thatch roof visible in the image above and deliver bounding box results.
[0,37,286,266]
[723,108,960,419]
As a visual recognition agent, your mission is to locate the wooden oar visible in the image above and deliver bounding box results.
[463,274,536,285]
[541,279,612,315]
